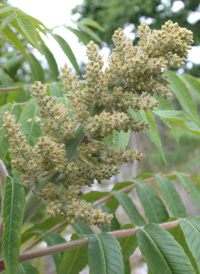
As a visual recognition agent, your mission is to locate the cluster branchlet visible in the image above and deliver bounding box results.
[3,21,193,226]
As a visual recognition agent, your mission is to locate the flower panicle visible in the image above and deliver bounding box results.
[3,21,193,226]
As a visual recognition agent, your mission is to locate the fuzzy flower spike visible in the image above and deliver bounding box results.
[3,21,193,226]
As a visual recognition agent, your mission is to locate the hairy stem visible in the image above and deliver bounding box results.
[94,172,190,205]
[22,219,68,253]
[0,220,179,271]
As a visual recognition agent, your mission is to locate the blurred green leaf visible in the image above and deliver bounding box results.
[40,44,59,81]
[1,25,28,58]
[76,22,102,44]
[65,26,90,45]
[18,98,42,146]
[18,262,39,274]
[0,11,17,31]
[180,73,200,103]
[17,16,39,50]
[49,82,65,97]
[28,53,45,82]
[153,110,200,137]
[79,18,105,32]
[165,70,199,126]
[53,34,80,75]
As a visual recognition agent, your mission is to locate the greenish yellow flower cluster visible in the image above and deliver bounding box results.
[3,21,193,226]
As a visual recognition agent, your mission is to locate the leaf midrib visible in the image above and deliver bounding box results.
[141,228,173,274]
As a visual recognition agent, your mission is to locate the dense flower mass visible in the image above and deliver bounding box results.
[3,21,193,226]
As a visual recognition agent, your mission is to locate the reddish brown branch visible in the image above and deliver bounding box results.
[22,219,68,253]
[0,83,51,93]
[0,86,21,92]
[94,172,188,205]
[0,220,179,272]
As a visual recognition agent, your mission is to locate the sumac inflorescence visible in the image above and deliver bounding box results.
[3,21,193,227]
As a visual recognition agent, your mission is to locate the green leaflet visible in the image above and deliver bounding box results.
[0,70,12,85]
[18,262,39,274]
[3,56,22,79]
[40,44,59,81]
[78,18,105,32]
[18,98,42,146]
[49,82,65,97]
[27,53,45,82]
[117,224,138,262]
[137,224,195,274]
[0,11,17,31]
[65,26,90,45]
[0,6,12,14]
[155,96,180,145]
[153,110,200,137]
[131,109,167,166]
[124,261,131,274]
[76,22,103,44]
[169,223,199,274]
[136,183,169,223]
[180,217,200,273]
[105,178,139,212]
[112,180,135,191]
[144,110,167,166]
[181,155,200,172]
[105,196,120,212]
[180,73,200,103]
[19,12,46,34]
[42,232,66,269]
[53,34,80,75]
[81,190,110,203]
[17,16,39,50]
[16,86,32,103]
[165,70,199,126]
[176,173,200,211]
[106,129,131,150]
[58,234,88,274]
[88,233,124,274]
[114,192,145,226]
[1,25,28,58]
[72,221,94,237]
[155,176,186,218]
[2,177,25,274]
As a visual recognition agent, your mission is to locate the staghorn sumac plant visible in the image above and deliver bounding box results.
[1,20,200,274]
